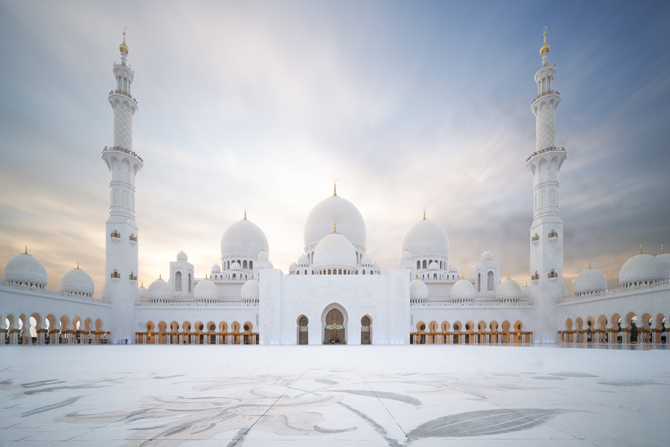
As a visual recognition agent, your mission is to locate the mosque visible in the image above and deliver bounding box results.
[1,32,669,347]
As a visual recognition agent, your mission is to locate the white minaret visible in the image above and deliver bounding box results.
[526,29,567,344]
[102,31,143,344]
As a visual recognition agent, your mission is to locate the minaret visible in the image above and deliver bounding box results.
[526,29,567,344]
[102,31,143,344]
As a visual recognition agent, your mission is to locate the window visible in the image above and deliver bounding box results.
[175,271,182,292]
[487,271,494,291]
[188,273,192,292]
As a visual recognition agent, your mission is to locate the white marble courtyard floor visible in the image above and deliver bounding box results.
[1,345,668,446]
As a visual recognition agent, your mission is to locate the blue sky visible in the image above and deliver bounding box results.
[0,0,668,295]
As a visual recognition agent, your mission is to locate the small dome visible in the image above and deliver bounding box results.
[449,264,459,273]
[521,283,530,299]
[138,284,148,301]
[220,218,269,260]
[304,195,366,249]
[657,247,670,278]
[401,250,412,261]
[231,261,241,270]
[496,278,521,300]
[258,250,269,261]
[372,262,380,272]
[148,278,171,300]
[289,262,298,273]
[361,254,373,266]
[481,251,493,261]
[429,261,439,270]
[401,219,449,257]
[619,253,666,285]
[562,282,568,299]
[4,251,48,286]
[241,278,260,300]
[211,263,221,273]
[60,267,94,295]
[450,279,475,300]
[410,279,429,300]
[313,233,357,270]
[297,254,309,266]
[573,267,607,295]
[194,279,219,300]
[101,283,109,300]
[177,251,188,261]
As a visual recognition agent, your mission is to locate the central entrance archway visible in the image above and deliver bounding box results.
[323,307,346,344]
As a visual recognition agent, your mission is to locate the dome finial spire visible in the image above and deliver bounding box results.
[77,261,80,269]
[333,179,337,196]
[639,245,643,254]
[244,208,247,220]
[24,246,28,255]
[332,222,338,234]
[423,209,426,220]
[588,262,591,269]
[540,26,550,56]
[661,244,665,254]
[119,27,129,55]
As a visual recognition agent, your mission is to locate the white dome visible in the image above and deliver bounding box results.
[231,261,241,270]
[101,283,109,300]
[194,279,219,300]
[619,253,666,285]
[401,219,449,257]
[656,252,670,278]
[496,278,521,300]
[450,279,475,300]
[138,284,148,300]
[562,282,568,299]
[481,251,493,261]
[4,252,48,286]
[289,262,298,273]
[220,219,269,259]
[449,264,459,273]
[258,250,269,261]
[372,262,380,272]
[148,278,171,300]
[401,250,412,261]
[177,250,188,261]
[410,279,429,300]
[297,254,309,266]
[241,278,260,300]
[429,261,439,270]
[211,263,221,273]
[361,254,373,266]
[313,233,357,270]
[304,195,366,249]
[60,267,94,295]
[521,284,530,299]
[573,268,607,295]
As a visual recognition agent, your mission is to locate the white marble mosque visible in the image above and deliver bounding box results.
[1,31,669,347]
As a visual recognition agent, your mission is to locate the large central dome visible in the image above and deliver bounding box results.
[401,218,449,257]
[304,194,366,249]
[220,218,269,259]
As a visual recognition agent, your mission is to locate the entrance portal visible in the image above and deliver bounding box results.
[324,309,345,344]
[361,316,371,344]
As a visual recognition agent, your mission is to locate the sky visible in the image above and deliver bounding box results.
[0,0,669,297]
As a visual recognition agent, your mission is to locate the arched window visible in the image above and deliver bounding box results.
[422,260,427,269]
[487,271,494,291]
[188,273,192,293]
[249,261,253,270]
[417,260,420,269]
[175,272,182,292]
[243,260,247,269]
[477,273,481,292]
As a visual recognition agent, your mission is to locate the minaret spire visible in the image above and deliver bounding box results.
[103,34,143,344]
[526,30,567,345]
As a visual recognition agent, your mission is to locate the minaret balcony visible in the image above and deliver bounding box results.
[129,234,138,242]
[525,147,566,163]
[531,234,540,242]
[103,146,144,163]
[531,90,560,105]
[110,230,121,240]
[548,271,558,279]
[109,90,138,104]
[110,271,121,279]
[129,273,137,281]
[548,230,558,239]
[531,273,540,281]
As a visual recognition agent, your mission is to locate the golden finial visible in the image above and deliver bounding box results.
[415,274,418,280]
[423,209,426,220]
[119,27,129,55]
[661,245,665,255]
[251,274,255,280]
[141,282,144,288]
[76,261,80,269]
[540,26,550,55]
[588,262,591,269]
[159,273,162,280]
[333,179,337,197]
[24,246,28,255]
[507,274,510,280]
[639,245,643,255]
[332,222,338,234]
[244,208,247,220]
